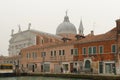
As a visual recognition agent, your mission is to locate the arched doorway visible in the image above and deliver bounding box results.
[85,60,91,69]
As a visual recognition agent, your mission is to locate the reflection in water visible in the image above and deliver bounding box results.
[0,76,90,80]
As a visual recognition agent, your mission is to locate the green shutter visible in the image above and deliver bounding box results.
[88,47,92,55]
[83,48,86,55]
[93,47,96,54]
[112,45,116,53]
[85,48,86,54]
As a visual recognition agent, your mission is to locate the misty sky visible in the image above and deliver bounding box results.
[0,0,120,56]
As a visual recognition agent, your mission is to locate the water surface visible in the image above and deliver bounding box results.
[0,76,90,80]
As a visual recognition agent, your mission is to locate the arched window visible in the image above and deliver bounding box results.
[85,60,91,69]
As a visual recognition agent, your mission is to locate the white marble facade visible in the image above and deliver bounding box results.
[8,30,37,56]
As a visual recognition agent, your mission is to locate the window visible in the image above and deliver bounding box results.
[32,52,34,58]
[62,50,65,55]
[59,50,65,56]
[40,39,44,44]
[29,53,31,58]
[41,52,46,57]
[54,51,56,56]
[51,50,56,56]
[82,47,86,55]
[26,53,31,59]
[44,52,46,56]
[71,49,73,55]
[59,50,61,55]
[51,51,53,56]
[32,52,37,59]
[35,53,37,58]
[71,48,78,56]
[99,46,103,54]
[88,46,97,55]
[42,40,44,44]
[74,49,78,56]
[93,47,96,54]
[75,63,77,66]
[26,64,28,68]
[112,44,116,53]
[88,47,92,54]
[26,53,29,59]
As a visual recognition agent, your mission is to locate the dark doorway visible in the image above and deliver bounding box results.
[85,60,91,69]
[70,63,73,73]
[32,65,35,72]
[99,62,103,73]
[41,65,43,72]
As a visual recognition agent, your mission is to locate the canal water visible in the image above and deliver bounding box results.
[0,76,90,80]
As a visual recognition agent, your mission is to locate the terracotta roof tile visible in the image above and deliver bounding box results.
[75,27,117,44]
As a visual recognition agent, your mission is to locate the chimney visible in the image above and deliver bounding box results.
[91,30,94,36]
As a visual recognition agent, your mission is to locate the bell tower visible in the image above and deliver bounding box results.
[78,19,84,35]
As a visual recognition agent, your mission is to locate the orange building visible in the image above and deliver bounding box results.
[20,40,77,73]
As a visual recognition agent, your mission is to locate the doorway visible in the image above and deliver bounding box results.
[85,60,91,69]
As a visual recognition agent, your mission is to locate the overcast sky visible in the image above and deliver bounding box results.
[0,0,120,56]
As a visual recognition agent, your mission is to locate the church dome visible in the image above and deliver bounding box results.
[56,12,77,35]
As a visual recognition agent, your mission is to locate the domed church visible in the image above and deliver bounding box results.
[56,11,84,39]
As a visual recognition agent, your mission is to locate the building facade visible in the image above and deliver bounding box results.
[7,12,120,75]
[20,41,78,73]
[20,19,120,74]
[74,19,120,74]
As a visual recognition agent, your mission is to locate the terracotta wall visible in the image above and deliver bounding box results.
[20,43,75,68]
[74,40,116,61]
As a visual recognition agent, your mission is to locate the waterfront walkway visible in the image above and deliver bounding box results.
[27,72,120,80]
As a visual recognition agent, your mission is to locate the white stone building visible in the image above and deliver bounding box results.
[8,28,61,57]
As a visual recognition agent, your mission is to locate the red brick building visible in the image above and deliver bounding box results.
[74,19,120,74]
